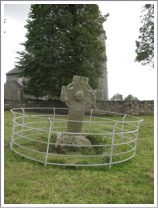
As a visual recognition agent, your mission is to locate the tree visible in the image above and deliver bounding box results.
[124,94,139,101]
[16,4,108,99]
[135,4,154,68]
[110,93,123,101]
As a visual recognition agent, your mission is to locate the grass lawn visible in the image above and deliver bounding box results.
[4,110,154,204]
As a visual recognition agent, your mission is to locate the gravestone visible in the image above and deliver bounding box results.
[60,75,96,132]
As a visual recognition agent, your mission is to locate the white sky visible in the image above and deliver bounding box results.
[1,1,157,100]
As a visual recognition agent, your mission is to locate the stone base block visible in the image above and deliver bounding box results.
[55,134,94,155]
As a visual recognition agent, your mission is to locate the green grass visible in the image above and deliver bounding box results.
[4,111,154,204]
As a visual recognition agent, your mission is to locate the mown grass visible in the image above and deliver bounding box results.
[4,111,154,204]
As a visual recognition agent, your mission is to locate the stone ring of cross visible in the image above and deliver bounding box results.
[75,90,84,101]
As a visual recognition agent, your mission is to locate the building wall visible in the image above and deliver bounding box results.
[97,29,108,101]
[4,80,22,100]
[6,74,19,82]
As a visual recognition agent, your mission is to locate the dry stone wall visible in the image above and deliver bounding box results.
[95,100,154,116]
[4,100,154,116]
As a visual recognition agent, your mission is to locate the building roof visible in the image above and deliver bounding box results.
[6,67,21,75]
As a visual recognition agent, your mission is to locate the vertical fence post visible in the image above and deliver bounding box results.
[109,123,118,169]
[10,111,16,149]
[90,109,93,122]
[88,109,93,132]
[51,108,55,132]
[21,108,25,136]
[121,114,127,142]
[134,121,141,156]
[45,118,52,167]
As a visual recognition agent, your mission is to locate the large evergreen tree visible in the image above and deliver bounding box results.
[16,4,108,99]
[135,4,154,68]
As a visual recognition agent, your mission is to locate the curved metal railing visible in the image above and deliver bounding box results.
[10,108,143,168]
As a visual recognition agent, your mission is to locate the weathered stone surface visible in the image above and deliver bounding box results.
[55,134,94,155]
[5,100,154,116]
[60,75,96,132]
[4,80,22,100]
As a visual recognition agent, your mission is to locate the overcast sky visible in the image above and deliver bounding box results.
[2,1,157,100]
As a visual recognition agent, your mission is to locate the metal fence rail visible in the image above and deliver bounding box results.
[10,108,143,168]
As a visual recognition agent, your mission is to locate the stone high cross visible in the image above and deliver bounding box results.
[60,75,96,132]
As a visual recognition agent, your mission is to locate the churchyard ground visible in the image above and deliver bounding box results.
[4,110,154,204]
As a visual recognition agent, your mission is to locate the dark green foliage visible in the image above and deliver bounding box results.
[124,94,139,101]
[16,4,108,98]
[135,4,154,68]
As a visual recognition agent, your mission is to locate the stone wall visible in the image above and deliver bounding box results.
[4,99,66,110]
[95,100,154,116]
[4,100,154,116]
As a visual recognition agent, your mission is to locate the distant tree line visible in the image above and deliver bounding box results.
[110,93,139,101]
